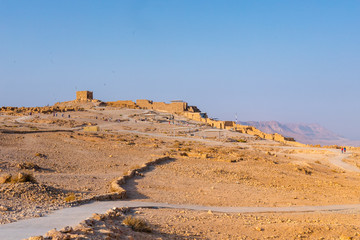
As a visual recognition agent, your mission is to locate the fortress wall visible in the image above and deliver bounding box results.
[264,133,275,140]
[136,99,188,113]
[106,100,137,108]
[206,119,225,129]
[136,99,154,109]
[152,102,188,113]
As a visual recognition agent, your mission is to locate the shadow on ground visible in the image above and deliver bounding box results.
[122,158,176,200]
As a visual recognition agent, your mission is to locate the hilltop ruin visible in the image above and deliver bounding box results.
[99,92,301,146]
[0,91,303,146]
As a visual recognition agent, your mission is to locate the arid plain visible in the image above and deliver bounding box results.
[1,96,360,239]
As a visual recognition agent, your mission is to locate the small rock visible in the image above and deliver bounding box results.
[45,228,63,238]
[60,226,73,233]
[0,205,9,211]
[92,213,104,221]
[0,173,11,184]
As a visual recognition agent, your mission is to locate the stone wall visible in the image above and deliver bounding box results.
[136,99,188,113]
[106,100,137,108]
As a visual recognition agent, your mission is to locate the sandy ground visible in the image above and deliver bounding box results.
[1,105,360,239]
[132,207,360,239]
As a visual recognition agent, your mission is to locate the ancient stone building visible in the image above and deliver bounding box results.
[76,91,93,101]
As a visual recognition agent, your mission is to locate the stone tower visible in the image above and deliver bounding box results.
[76,91,93,101]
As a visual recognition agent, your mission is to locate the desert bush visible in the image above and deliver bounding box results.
[122,216,152,232]
[64,192,76,202]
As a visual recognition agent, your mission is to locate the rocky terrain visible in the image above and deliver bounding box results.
[1,101,360,239]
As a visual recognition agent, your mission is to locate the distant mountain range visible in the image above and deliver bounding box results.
[239,121,360,146]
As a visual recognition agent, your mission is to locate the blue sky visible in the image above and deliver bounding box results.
[1,1,360,139]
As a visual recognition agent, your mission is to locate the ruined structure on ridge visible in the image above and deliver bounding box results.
[76,91,93,101]
[56,91,305,146]
[181,107,304,146]
[105,99,201,114]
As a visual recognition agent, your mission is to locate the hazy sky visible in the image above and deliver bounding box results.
[1,1,360,139]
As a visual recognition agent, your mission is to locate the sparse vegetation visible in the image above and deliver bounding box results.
[122,215,152,232]
[17,162,41,171]
[64,192,76,202]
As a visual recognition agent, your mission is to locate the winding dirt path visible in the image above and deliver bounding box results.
[327,152,360,172]
[2,120,360,239]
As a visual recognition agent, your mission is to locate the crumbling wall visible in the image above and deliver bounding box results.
[188,106,201,112]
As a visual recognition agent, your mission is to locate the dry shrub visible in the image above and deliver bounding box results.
[122,216,152,232]
[15,172,37,183]
[17,162,41,171]
[64,192,76,202]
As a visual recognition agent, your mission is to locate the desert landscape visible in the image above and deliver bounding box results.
[0,91,359,239]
